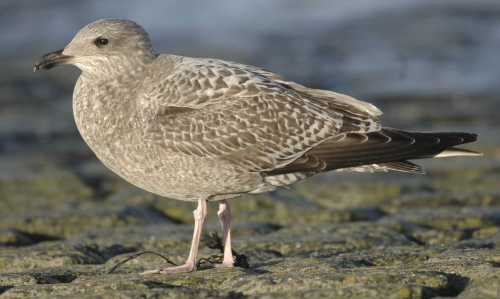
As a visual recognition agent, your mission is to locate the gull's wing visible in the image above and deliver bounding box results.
[142,56,381,172]
[265,128,478,175]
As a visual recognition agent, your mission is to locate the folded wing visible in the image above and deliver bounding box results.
[143,57,382,172]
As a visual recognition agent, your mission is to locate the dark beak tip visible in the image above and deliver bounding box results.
[33,63,42,72]
[33,49,69,72]
[33,61,50,72]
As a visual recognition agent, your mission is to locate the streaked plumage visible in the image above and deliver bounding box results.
[34,19,480,274]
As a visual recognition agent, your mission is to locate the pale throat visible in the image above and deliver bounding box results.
[76,53,155,80]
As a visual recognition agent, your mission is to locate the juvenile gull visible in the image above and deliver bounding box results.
[34,19,480,274]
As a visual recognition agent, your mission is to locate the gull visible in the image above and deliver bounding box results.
[34,19,480,274]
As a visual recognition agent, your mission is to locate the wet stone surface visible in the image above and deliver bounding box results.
[1,1,500,298]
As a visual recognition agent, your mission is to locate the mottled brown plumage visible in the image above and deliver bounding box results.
[34,19,480,274]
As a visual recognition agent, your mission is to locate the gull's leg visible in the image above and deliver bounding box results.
[141,198,207,275]
[216,200,235,267]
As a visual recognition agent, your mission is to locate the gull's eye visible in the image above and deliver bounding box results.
[94,37,109,47]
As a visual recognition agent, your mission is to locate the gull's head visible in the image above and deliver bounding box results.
[34,19,155,74]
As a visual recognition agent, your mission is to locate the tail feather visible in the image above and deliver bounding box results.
[434,147,482,158]
[266,128,480,175]
[379,161,425,174]
[335,161,425,174]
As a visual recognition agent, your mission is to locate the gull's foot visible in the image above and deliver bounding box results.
[141,262,196,275]
[215,261,235,269]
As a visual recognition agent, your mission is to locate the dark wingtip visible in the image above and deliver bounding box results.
[455,132,478,144]
[464,132,478,143]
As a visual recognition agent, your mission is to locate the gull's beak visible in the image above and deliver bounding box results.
[33,49,72,72]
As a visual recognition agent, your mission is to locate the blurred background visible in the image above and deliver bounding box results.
[1,1,500,297]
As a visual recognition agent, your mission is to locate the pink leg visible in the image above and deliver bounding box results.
[216,200,235,267]
[141,198,207,275]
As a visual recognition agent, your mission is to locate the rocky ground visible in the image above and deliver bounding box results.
[1,1,500,298]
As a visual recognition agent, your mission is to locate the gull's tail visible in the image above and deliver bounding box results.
[267,128,481,175]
